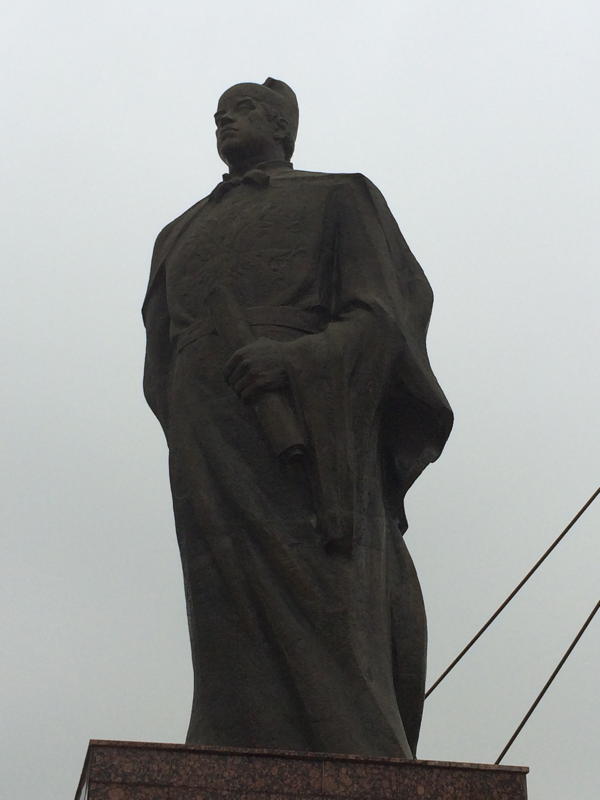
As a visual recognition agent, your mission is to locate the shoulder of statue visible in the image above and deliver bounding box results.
[151,196,211,266]
[291,171,388,213]
[147,196,211,293]
[157,196,209,242]
[281,168,371,185]
[279,170,381,205]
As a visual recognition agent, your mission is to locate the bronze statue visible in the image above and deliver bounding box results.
[143,78,453,758]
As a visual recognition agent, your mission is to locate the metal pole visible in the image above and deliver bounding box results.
[495,598,600,764]
[425,487,599,698]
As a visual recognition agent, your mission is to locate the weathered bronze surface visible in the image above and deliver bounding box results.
[142,78,453,758]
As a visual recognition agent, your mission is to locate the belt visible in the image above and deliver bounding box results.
[175,305,327,353]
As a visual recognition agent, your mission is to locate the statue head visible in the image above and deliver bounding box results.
[214,78,299,172]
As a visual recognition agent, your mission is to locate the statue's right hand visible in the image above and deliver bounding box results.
[224,338,289,402]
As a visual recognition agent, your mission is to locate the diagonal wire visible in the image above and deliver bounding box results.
[495,598,600,764]
[425,487,599,699]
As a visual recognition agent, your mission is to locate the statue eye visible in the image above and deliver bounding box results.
[237,99,255,112]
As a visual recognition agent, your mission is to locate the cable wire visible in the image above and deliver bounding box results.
[495,598,600,764]
[425,487,599,699]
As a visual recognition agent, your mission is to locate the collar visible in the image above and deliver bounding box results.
[222,160,293,181]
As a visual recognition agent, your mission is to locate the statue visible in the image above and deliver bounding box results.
[142,78,453,758]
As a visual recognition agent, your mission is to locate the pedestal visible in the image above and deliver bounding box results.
[75,740,528,799]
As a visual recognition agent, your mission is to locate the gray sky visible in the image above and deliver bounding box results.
[2,2,598,798]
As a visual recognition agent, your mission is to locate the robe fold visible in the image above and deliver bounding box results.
[143,164,452,758]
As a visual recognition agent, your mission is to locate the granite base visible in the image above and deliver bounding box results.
[75,740,528,800]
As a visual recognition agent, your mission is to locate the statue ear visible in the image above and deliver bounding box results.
[273,114,289,143]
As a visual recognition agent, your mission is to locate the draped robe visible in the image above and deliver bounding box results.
[142,163,453,757]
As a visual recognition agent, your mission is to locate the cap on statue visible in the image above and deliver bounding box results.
[262,77,299,140]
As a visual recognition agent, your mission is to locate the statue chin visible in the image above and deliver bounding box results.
[218,137,283,172]
[217,146,238,169]
[218,137,253,168]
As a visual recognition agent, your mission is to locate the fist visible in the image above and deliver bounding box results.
[224,338,289,402]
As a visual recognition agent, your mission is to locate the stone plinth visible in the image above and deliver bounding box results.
[75,740,528,800]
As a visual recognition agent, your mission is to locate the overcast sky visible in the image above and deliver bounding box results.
[2,2,598,799]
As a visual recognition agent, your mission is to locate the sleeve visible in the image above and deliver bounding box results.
[284,174,452,549]
[142,230,173,436]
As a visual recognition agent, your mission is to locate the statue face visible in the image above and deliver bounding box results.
[214,88,282,167]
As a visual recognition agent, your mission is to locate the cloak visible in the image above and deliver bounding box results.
[142,166,453,756]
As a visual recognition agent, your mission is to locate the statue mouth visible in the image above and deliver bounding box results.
[218,127,238,139]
